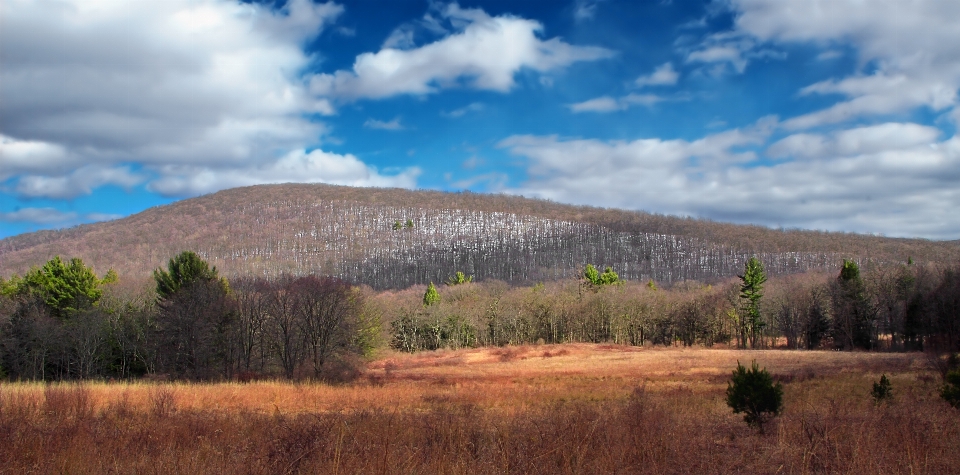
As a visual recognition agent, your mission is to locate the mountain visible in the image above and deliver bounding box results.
[2,184,957,289]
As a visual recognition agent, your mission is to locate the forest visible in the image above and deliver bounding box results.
[3,184,958,290]
[1,250,958,383]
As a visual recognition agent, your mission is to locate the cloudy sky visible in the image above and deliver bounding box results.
[2,0,959,240]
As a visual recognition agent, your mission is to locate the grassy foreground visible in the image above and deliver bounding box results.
[1,345,957,474]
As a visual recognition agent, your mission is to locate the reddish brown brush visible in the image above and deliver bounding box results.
[1,345,958,474]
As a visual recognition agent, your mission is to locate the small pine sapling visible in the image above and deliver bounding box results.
[423,282,441,307]
[942,368,960,409]
[871,374,893,405]
[726,360,783,433]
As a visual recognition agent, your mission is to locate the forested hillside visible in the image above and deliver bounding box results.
[1,184,957,289]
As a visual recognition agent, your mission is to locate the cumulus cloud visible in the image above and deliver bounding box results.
[635,63,679,87]
[0,208,78,224]
[14,166,144,199]
[309,3,613,101]
[725,0,960,129]
[0,0,415,199]
[767,123,942,159]
[0,135,73,179]
[148,149,420,197]
[500,120,960,239]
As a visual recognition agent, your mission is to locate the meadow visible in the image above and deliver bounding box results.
[2,344,957,474]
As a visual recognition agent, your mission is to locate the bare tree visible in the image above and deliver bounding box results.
[268,278,305,379]
[292,276,361,378]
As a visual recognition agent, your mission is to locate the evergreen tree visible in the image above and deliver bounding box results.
[153,251,220,300]
[152,251,232,380]
[726,360,783,432]
[423,282,441,306]
[832,259,875,350]
[943,368,960,408]
[21,256,105,319]
[738,257,767,349]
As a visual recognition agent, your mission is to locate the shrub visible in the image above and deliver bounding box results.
[726,360,783,432]
[871,374,893,405]
[942,369,960,409]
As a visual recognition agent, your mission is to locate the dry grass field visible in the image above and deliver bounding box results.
[2,344,958,474]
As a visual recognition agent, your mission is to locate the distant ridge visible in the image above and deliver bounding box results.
[1,184,957,289]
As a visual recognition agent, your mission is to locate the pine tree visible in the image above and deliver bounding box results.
[21,256,104,318]
[738,257,767,349]
[726,360,783,432]
[423,282,441,306]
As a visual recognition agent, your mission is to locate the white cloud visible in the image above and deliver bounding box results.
[382,26,417,50]
[574,0,604,21]
[500,120,960,239]
[569,93,668,113]
[569,96,621,113]
[635,62,679,87]
[725,0,960,129]
[0,208,78,224]
[14,166,144,199]
[148,149,420,197]
[309,3,613,101]
[364,117,405,130]
[0,0,413,199]
[686,45,749,74]
[768,123,942,159]
[442,102,485,118]
[783,73,957,130]
[0,135,73,179]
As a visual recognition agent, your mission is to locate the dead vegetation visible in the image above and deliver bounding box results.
[1,344,957,474]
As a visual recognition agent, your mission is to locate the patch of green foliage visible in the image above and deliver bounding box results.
[583,264,621,287]
[871,374,893,405]
[18,256,111,318]
[942,368,960,409]
[445,271,473,286]
[726,360,783,432]
[153,250,220,300]
[423,282,441,306]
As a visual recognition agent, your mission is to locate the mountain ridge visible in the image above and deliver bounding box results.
[2,184,958,289]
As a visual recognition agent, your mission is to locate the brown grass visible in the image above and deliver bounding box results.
[2,345,958,474]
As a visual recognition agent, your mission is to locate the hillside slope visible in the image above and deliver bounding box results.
[1,184,957,289]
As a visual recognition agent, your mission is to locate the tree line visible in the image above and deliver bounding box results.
[381,259,960,358]
[1,251,958,382]
[0,252,374,381]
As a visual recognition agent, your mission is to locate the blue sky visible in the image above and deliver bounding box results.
[2,0,959,239]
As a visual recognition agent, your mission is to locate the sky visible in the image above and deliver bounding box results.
[1,0,959,240]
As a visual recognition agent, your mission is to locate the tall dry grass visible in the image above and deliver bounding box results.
[1,345,957,474]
